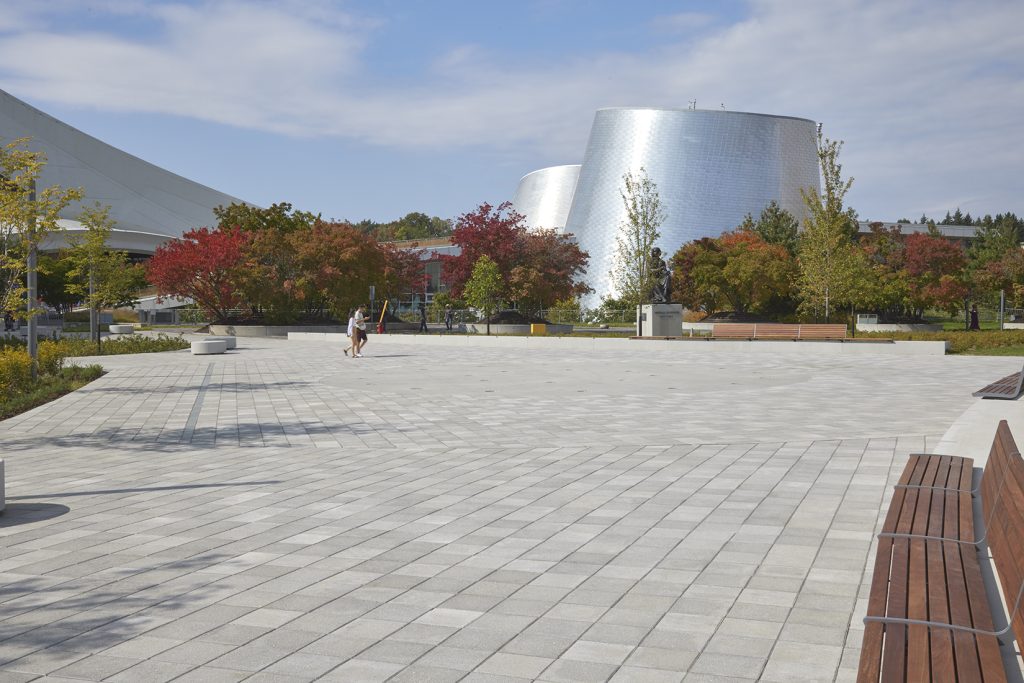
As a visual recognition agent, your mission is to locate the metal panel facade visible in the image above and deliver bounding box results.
[560,108,820,308]
[0,88,245,254]
[512,164,581,233]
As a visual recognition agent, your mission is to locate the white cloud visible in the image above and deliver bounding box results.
[0,0,1021,217]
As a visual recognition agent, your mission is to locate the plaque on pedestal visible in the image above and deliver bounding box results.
[638,304,683,337]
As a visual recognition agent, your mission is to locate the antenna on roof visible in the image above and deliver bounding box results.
[688,99,696,110]
[720,103,725,110]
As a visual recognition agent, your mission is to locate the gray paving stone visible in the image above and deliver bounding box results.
[2,338,1016,683]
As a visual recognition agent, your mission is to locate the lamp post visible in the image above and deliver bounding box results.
[27,180,37,380]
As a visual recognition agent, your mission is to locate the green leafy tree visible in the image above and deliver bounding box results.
[462,255,503,335]
[746,200,800,256]
[610,167,665,308]
[0,137,83,320]
[64,204,146,347]
[36,254,79,314]
[214,201,318,235]
[797,131,860,320]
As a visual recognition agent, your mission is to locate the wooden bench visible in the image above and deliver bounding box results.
[973,362,1024,400]
[711,323,848,340]
[857,420,1024,682]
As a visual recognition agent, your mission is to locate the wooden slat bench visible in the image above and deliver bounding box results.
[857,420,1024,682]
[973,362,1024,400]
[711,323,848,340]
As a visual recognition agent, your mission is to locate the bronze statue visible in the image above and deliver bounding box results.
[649,247,671,304]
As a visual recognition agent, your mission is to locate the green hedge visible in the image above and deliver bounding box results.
[0,364,103,420]
[41,334,190,357]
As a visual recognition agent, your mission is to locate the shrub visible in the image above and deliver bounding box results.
[0,347,33,396]
[37,339,66,375]
[859,329,1024,354]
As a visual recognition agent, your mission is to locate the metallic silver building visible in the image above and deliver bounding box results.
[511,164,580,233]
[518,108,820,308]
[0,88,245,255]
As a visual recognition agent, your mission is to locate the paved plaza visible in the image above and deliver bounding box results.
[1,336,1022,682]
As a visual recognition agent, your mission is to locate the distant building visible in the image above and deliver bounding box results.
[513,108,821,307]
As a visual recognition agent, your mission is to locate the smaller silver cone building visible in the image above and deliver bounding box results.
[513,108,820,309]
[511,164,580,234]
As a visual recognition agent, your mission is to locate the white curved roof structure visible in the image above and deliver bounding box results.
[0,88,246,254]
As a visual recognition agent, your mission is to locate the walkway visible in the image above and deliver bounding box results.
[1,336,1020,682]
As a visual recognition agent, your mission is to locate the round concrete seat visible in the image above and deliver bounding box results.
[108,324,134,334]
[191,339,227,355]
[208,336,237,349]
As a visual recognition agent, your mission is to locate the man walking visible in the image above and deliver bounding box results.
[418,303,428,333]
[353,305,368,357]
[444,305,454,332]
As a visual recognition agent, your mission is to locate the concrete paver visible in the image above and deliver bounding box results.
[2,335,1022,681]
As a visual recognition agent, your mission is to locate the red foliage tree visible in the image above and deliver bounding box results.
[441,202,590,314]
[146,226,246,321]
[508,229,591,314]
[291,221,383,320]
[379,242,429,302]
[903,232,967,315]
[441,202,527,298]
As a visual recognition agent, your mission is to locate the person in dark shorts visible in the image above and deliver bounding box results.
[444,305,453,332]
[418,303,428,333]
[354,305,368,356]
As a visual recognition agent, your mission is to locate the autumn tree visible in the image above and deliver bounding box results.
[379,242,428,304]
[0,138,83,321]
[671,230,796,316]
[146,226,247,322]
[442,202,526,298]
[290,221,383,321]
[441,202,590,316]
[671,238,724,314]
[610,168,665,308]
[508,229,591,317]
[797,131,860,320]
[903,232,967,316]
[463,255,503,335]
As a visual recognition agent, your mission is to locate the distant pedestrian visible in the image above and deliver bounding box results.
[444,305,454,332]
[970,304,980,331]
[353,305,368,356]
[3,310,12,332]
[418,304,428,333]
[344,308,355,356]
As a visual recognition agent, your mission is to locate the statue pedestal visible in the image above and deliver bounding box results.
[638,304,683,337]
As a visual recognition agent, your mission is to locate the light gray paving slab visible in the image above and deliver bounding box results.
[2,337,1021,681]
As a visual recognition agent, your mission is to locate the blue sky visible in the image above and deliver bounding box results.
[1,0,1021,224]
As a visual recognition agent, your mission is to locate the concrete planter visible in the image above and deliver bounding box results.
[108,324,135,334]
[463,323,574,336]
[209,324,346,338]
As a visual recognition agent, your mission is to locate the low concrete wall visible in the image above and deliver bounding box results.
[289,332,948,355]
[211,324,346,338]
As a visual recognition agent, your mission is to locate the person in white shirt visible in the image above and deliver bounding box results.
[353,305,368,357]
[344,309,355,357]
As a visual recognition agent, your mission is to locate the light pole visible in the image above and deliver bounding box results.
[27,180,37,380]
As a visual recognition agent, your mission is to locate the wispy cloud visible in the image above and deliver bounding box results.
[0,0,1021,217]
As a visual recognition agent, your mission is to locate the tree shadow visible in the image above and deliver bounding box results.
[7,481,281,501]
[0,550,241,664]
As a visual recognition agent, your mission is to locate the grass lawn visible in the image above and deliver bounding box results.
[0,365,104,420]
